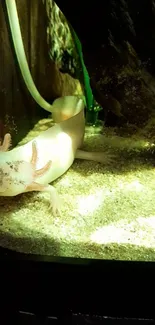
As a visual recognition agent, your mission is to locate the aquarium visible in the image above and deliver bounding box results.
[1,0,155,262]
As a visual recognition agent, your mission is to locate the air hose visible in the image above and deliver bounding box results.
[5,0,53,112]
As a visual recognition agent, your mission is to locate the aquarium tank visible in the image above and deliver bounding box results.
[1,0,155,263]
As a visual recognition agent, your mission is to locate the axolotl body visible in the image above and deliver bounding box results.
[0,96,113,215]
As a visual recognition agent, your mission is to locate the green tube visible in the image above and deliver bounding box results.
[70,27,94,111]
[5,0,53,112]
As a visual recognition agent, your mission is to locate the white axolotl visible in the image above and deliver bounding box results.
[0,96,113,216]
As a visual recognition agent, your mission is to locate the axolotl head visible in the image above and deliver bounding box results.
[51,96,85,123]
[0,159,34,196]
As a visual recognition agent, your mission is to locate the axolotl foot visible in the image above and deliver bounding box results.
[26,182,61,216]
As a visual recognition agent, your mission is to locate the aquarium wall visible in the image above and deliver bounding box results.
[1,0,155,261]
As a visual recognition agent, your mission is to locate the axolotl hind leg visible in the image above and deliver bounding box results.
[75,149,115,164]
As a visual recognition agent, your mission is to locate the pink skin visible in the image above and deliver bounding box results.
[0,133,51,191]
[0,133,61,216]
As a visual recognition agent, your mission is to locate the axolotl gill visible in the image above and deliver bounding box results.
[0,97,113,216]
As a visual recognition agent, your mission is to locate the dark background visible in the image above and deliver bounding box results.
[55,0,155,127]
[55,0,155,72]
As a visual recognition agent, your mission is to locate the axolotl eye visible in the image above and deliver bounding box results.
[0,160,34,195]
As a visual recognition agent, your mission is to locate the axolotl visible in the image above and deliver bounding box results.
[0,96,113,216]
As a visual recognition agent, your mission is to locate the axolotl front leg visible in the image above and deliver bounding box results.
[0,133,12,152]
[25,141,61,216]
[0,134,61,216]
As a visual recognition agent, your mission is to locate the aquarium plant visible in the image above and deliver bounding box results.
[70,26,102,126]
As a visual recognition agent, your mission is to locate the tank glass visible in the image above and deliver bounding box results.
[0,0,155,261]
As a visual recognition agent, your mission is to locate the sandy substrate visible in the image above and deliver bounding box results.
[0,117,155,260]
